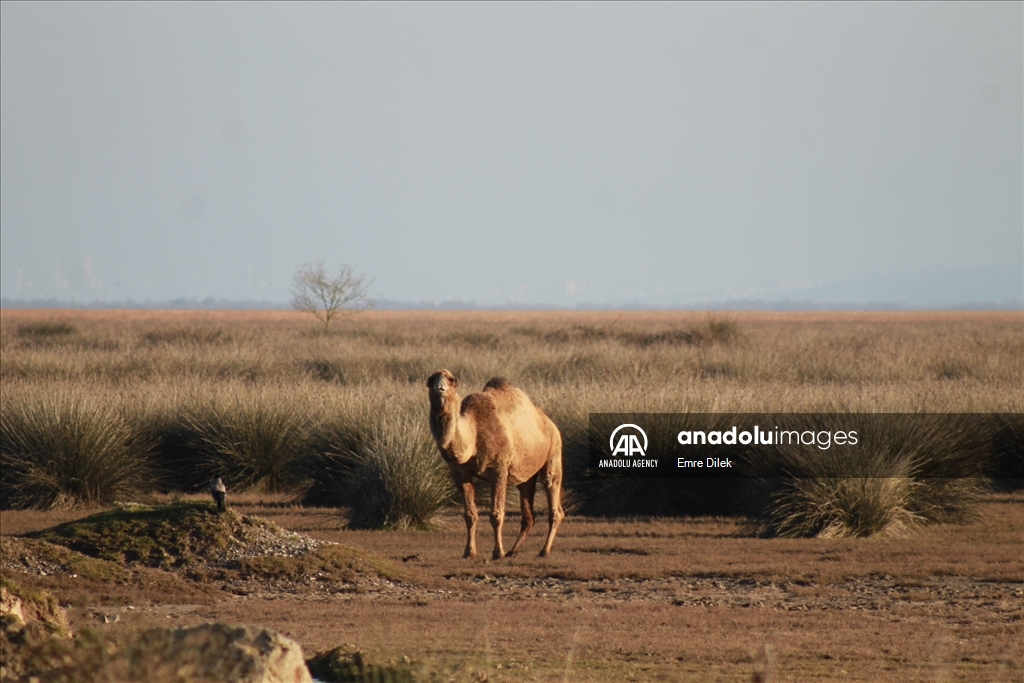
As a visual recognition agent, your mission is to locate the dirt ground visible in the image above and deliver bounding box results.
[2,493,1021,682]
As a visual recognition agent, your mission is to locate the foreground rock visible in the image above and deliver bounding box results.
[1,581,71,681]
[2,615,311,683]
[1,583,69,636]
[109,623,312,683]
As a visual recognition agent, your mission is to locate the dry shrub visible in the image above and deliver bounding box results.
[0,391,152,509]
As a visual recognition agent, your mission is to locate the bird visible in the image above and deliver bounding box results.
[210,477,227,513]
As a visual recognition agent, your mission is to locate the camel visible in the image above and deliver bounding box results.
[427,369,564,559]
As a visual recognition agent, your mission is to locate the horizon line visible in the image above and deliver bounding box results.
[2,296,1022,313]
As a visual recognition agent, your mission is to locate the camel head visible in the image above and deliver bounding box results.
[427,369,458,399]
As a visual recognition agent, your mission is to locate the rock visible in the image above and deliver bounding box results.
[3,618,311,683]
[1,582,72,682]
[0,583,68,636]
[0,587,25,627]
[113,623,312,683]
[306,644,415,683]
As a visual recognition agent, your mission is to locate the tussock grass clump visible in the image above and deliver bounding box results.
[185,395,310,493]
[141,325,233,346]
[304,356,347,384]
[443,329,503,348]
[751,415,990,537]
[16,322,77,338]
[771,476,924,538]
[331,412,454,529]
[0,393,152,510]
[622,315,741,348]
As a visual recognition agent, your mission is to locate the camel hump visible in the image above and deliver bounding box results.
[484,377,512,390]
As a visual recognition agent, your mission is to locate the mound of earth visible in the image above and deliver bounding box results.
[14,501,406,598]
[1,536,130,582]
[27,501,322,570]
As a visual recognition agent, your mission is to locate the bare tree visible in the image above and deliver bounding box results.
[291,261,372,332]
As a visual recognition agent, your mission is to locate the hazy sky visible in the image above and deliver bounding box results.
[2,2,1021,307]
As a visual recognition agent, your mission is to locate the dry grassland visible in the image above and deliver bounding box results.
[1,308,1022,681]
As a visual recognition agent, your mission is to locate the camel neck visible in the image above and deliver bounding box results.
[430,392,462,452]
[428,389,471,464]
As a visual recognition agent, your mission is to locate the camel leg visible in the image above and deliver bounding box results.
[539,463,565,557]
[458,477,479,559]
[489,470,508,560]
[507,475,538,557]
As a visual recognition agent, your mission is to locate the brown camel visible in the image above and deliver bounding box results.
[427,369,564,559]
